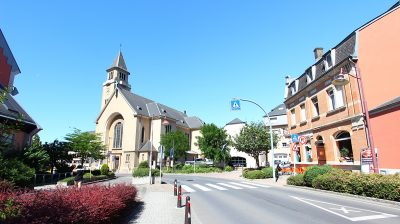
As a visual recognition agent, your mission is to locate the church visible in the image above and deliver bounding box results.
[95,51,204,173]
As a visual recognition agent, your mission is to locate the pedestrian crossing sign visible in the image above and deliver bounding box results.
[231,99,241,111]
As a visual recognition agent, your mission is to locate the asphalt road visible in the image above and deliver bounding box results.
[163,175,400,224]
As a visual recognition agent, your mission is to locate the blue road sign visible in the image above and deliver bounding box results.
[291,134,299,143]
[231,99,241,111]
[170,147,174,158]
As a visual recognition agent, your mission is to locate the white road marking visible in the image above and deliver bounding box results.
[330,207,361,214]
[192,184,211,191]
[181,185,196,193]
[217,183,242,189]
[228,182,257,189]
[205,183,227,190]
[291,196,398,222]
[241,182,271,188]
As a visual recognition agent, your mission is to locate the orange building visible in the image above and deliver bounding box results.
[0,29,40,151]
[357,2,400,174]
[283,2,400,173]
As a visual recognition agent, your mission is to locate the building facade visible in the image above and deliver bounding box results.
[95,51,204,173]
[264,104,291,165]
[283,2,400,173]
[224,118,267,168]
[284,39,367,171]
[0,29,40,151]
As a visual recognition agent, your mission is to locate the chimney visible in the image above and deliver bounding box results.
[313,48,324,61]
[285,75,291,85]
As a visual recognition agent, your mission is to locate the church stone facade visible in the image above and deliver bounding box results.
[95,51,203,173]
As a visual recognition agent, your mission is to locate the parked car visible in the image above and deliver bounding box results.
[184,158,214,166]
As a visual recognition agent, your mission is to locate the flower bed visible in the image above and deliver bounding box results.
[1,184,137,223]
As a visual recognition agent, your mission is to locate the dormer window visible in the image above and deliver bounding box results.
[324,53,333,70]
[306,68,313,84]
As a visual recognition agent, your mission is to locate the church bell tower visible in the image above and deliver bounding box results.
[101,51,131,109]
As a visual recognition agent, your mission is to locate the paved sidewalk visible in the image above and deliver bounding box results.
[128,184,186,224]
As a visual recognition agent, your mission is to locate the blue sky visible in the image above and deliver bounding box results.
[1,0,396,142]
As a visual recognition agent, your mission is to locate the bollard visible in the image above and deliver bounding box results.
[184,196,191,224]
[178,184,182,196]
[174,179,177,196]
[177,190,182,208]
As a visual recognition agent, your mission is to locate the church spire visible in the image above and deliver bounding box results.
[101,50,131,109]
[110,50,128,72]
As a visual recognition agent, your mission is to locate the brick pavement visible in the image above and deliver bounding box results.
[129,184,187,224]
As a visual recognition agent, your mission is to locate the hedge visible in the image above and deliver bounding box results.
[243,170,267,179]
[162,165,222,174]
[312,169,400,201]
[100,164,110,175]
[59,174,110,186]
[303,165,332,187]
[287,174,305,186]
[1,184,137,223]
[132,168,161,177]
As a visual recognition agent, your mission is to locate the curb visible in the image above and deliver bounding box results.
[285,185,400,206]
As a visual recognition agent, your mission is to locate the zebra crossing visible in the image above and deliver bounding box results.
[180,181,271,193]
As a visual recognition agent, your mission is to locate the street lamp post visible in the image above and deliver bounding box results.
[237,99,275,181]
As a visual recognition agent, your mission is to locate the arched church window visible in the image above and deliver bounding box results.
[113,122,123,148]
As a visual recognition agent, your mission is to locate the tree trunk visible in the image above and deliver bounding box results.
[254,155,260,168]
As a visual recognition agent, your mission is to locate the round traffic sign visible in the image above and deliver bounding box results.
[299,136,307,145]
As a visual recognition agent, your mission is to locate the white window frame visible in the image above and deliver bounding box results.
[291,108,296,125]
[311,97,320,117]
[327,88,336,111]
[300,104,306,122]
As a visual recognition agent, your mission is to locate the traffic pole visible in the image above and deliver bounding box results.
[174,179,177,196]
[177,185,182,208]
[184,196,191,224]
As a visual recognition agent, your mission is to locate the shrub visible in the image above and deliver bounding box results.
[100,164,110,175]
[174,163,184,170]
[287,174,305,186]
[83,173,94,179]
[0,180,14,192]
[303,165,332,187]
[225,166,233,172]
[261,167,279,178]
[0,159,35,188]
[107,172,115,178]
[6,184,137,223]
[312,170,400,201]
[138,160,149,168]
[132,168,161,177]
[91,169,101,176]
[243,170,267,179]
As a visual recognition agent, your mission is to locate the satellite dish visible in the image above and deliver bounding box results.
[332,68,350,86]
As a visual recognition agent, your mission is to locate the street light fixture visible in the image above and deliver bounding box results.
[236,98,276,181]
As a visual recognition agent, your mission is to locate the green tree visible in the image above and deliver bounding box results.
[160,130,189,160]
[43,140,72,174]
[65,129,105,166]
[196,123,230,163]
[233,121,277,167]
[23,135,49,173]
